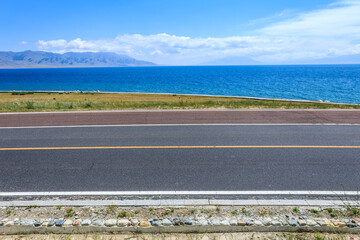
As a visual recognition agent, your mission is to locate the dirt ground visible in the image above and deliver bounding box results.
[1,233,359,240]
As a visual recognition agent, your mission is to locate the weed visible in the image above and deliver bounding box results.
[330,213,338,218]
[216,206,220,212]
[163,210,170,215]
[56,206,62,210]
[149,207,154,212]
[170,207,175,213]
[117,211,127,218]
[259,209,267,216]
[231,210,237,215]
[105,205,117,214]
[190,209,196,214]
[6,209,11,216]
[327,208,333,213]
[293,207,299,213]
[25,205,39,210]
[311,209,319,214]
[242,208,249,214]
[25,101,35,109]
[65,208,74,217]
[134,210,140,214]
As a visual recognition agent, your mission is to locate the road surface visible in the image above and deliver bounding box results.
[0,122,359,192]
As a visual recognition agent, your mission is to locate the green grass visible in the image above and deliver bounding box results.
[0,92,358,112]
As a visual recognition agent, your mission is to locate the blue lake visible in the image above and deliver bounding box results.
[0,65,359,104]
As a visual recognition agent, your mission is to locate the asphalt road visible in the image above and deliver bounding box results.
[0,125,359,192]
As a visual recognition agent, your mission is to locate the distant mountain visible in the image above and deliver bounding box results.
[0,51,155,68]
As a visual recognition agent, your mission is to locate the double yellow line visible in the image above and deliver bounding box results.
[0,145,359,151]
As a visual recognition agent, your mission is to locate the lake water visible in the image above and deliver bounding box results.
[0,65,359,104]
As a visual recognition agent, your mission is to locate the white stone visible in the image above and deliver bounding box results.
[117,219,131,227]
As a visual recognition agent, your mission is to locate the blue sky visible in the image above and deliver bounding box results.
[1,0,360,65]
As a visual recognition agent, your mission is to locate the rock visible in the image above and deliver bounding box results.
[262,218,272,226]
[131,219,139,226]
[220,220,230,226]
[289,219,298,227]
[104,219,117,227]
[139,220,151,228]
[323,219,334,227]
[63,219,73,227]
[316,219,328,226]
[254,220,262,226]
[82,219,91,226]
[353,218,360,223]
[306,219,317,226]
[55,220,64,227]
[237,220,246,226]
[162,218,172,226]
[185,220,193,225]
[229,218,237,226]
[34,221,42,227]
[117,219,131,227]
[5,221,14,227]
[298,219,306,226]
[92,219,104,226]
[347,222,358,228]
[198,219,208,226]
[152,220,160,226]
[333,221,346,227]
[209,219,220,225]
[243,217,254,226]
[42,221,49,227]
[48,220,55,227]
[20,218,34,226]
[73,219,82,226]
[271,221,281,226]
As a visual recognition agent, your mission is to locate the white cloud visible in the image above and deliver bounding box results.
[19,41,28,45]
[36,0,360,65]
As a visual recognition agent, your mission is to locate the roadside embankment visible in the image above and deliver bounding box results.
[1,205,360,235]
[0,92,359,112]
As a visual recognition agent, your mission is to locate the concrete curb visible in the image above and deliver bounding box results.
[1,225,360,235]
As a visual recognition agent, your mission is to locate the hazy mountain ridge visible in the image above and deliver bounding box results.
[0,51,155,68]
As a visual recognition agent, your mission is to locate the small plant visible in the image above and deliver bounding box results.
[105,205,117,214]
[25,205,39,210]
[134,210,140,214]
[311,209,319,214]
[117,211,127,218]
[314,233,325,240]
[163,210,170,215]
[330,213,338,218]
[170,207,174,213]
[216,206,220,212]
[65,208,74,217]
[25,101,35,109]
[327,208,333,213]
[231,210,237,215]
[56,206,62,210]
[6,209,11,216]
[242,208,249,214]
[293,207,299,213]
[149,207,154,212]
[190,209,196,214]
[259,209,267,216]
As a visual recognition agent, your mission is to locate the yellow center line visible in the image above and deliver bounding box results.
[0,145,359,151]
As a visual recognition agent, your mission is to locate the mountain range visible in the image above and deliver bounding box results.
[0,51,155,68]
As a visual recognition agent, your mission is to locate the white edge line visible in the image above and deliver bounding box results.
[0,109,360,115]
[0,199,358,206]
[0,191,358,196]
[1,123,360,129]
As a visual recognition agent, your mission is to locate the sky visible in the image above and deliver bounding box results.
[1,0,360,65]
